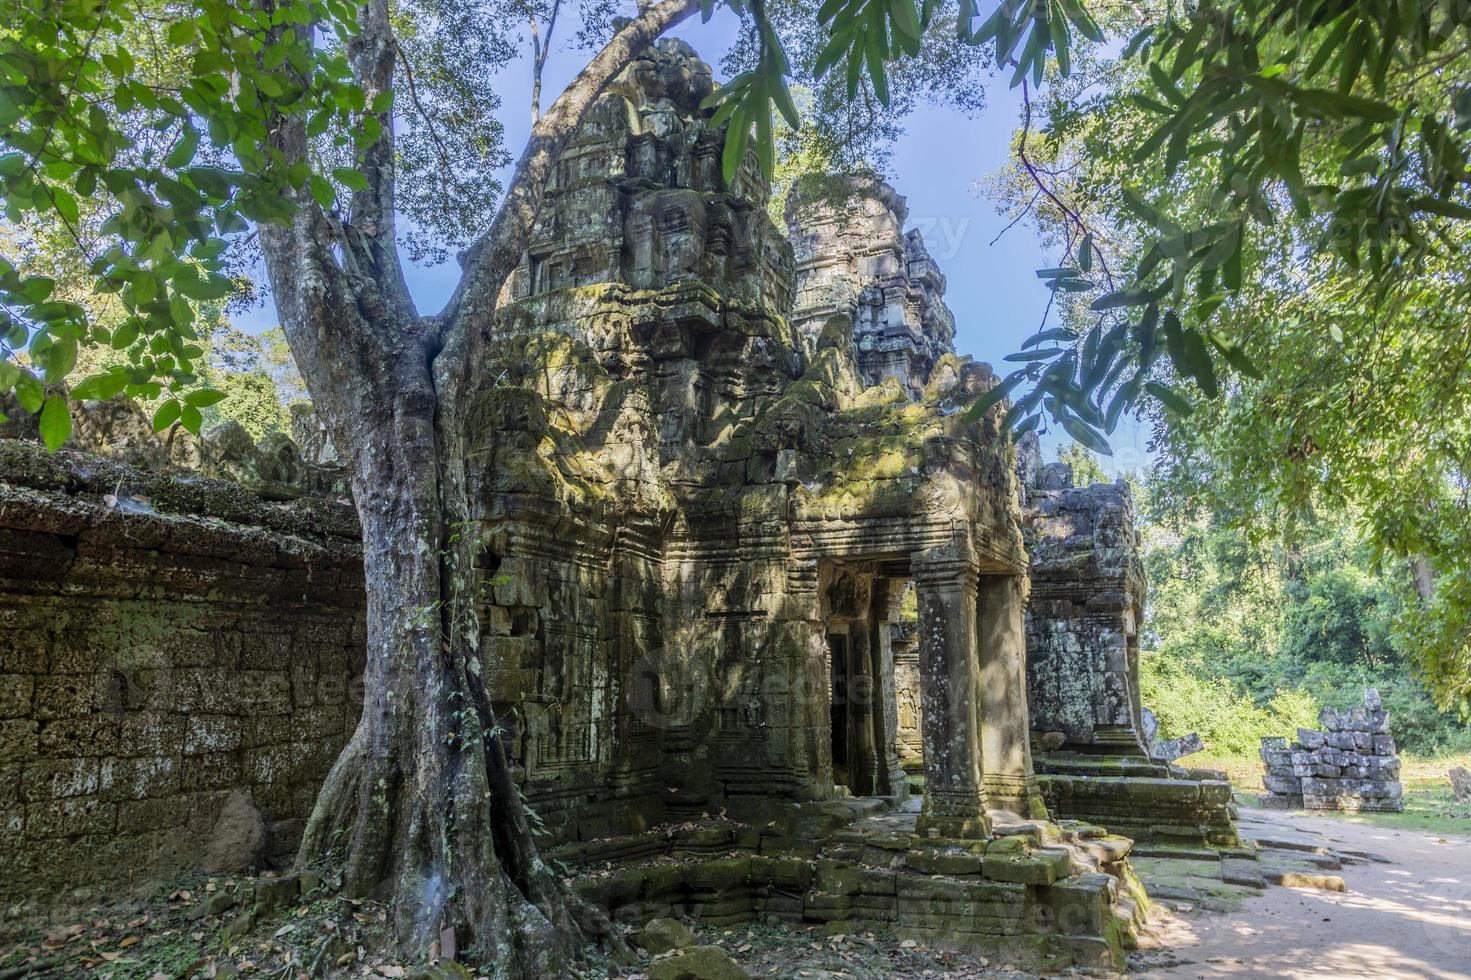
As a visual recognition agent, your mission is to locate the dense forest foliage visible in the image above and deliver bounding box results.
[1112,455,1471,758]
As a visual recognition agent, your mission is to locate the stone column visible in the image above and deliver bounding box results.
[911,553,990,838]
[872,579,907,798]
[976,574,1045,817]
[849,620,882,796]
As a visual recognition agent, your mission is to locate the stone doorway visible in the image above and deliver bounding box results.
[821,562,908,800]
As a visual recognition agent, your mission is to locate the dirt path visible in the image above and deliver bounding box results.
[1134,807,1471,979]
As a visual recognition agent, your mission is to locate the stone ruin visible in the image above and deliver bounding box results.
[0,39,1276,970]
[1260,689,1404,812]
[1017,454,1237,847]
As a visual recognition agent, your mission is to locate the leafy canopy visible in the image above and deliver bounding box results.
[0,0,375,448]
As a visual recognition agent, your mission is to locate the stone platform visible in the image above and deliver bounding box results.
[557,796,1148,972]
[1033,754,1239,850]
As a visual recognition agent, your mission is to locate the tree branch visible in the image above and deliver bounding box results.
[1018,77,1116,291]
[344,0,418,324]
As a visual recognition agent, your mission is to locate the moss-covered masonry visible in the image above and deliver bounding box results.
[0,440,365,897]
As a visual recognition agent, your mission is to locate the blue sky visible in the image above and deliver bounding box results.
[236,11,1150,476]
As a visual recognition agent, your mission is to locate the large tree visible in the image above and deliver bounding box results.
[0,0,970,970]
[1,0,706,969]
[256,0,714,967]
[967,1,1471,709]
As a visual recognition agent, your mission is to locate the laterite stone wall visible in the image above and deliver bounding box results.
[0,442,365,898]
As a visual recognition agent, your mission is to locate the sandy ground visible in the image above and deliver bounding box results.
[1135,807,1471,979]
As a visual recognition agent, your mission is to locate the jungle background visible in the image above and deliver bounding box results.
[1059,439,1471,831]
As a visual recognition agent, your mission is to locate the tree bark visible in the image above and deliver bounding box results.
[253,0,699,971]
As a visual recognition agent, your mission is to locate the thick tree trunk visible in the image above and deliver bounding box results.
[293,338,588,973]
[252,0,699,970]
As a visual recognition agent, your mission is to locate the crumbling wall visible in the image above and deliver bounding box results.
[1022,459,1147,753]
[1260,689,1403,812]
[0,439,365,897]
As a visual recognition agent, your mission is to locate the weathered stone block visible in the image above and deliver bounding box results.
[183,715,243,755]
[982,847,1070,886]
[0,718,38,761]
[24,796,115,838]
[32,674,108,719]
[905,849,984,876]
[181,752,242,792]
[21,757,109,801]
[38,715,121,756]
[0,673,33,718]
[0,632,48,674]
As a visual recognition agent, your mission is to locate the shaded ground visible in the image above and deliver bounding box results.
[1132,807,1471,979]
[671,923,1052,979]
[8,800,1469,978]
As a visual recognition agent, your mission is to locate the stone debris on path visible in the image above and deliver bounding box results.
[1259,688,1404,813]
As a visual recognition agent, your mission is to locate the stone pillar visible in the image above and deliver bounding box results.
[911,553,990,838]
[777,558,832,800]
[872,579,907,798]
[848,621,883,796]
[977,574,1045,817]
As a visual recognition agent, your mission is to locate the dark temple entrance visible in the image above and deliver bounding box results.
[829,631,851,789]
[822,561,908,799]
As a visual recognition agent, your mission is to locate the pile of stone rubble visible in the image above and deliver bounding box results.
[1259,689,1403,812]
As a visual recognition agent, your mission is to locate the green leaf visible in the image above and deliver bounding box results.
[166,127,200,169]
[1091,289,1152,310]
[1022,328,1075,349]
[18,277,55,304]
[1077,234,1093,273]
[1410,196,1471,221]
[1145,381,1193,416]
[1061,415,1113,456]
[51,187,79,227]
[889,0,921,44]
[69,372,128,402]
[963,371,1024,423]
[166,20,195,45]
[184,388,227,408]
[333,167,370,192]
[153,398,182,431]
[1004,347,1066,362]
[180,404,203,433]
[1179,327,1218,397]
[1206,332,1263,381]
[14,372,43,413]
[722,102,750,182]
[39,395,70,451]
[174,274,232,301]
[310,175,336,210]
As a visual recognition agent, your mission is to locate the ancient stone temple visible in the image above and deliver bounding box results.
[483,40,1041,840]
[0,40,1195,970]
